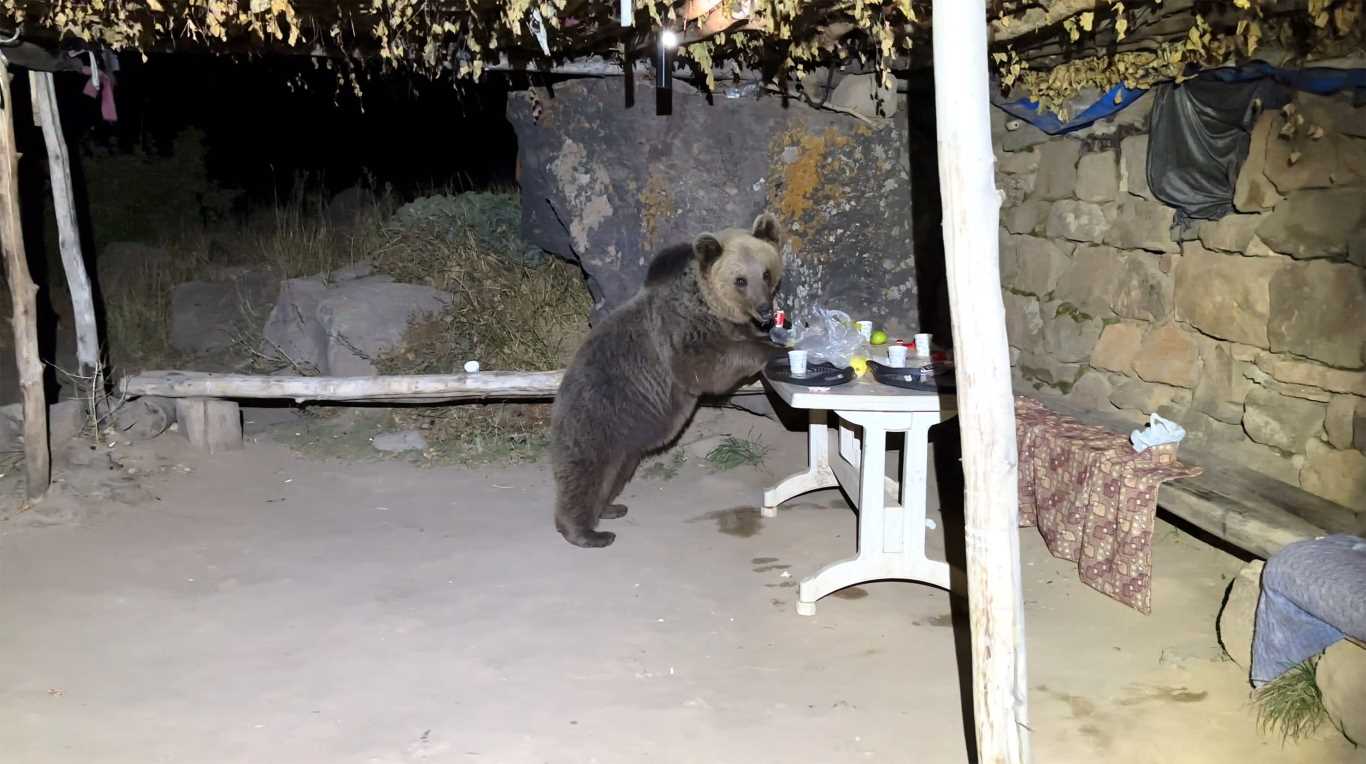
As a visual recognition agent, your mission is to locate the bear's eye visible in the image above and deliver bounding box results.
[762,269,772,284]
[734,276,748,289]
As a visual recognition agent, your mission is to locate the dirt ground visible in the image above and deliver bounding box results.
[0,406,1359,764]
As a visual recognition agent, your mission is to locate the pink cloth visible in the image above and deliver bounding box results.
[80,65,117,123]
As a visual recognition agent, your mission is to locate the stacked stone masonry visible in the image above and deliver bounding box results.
[993,92,1366,516]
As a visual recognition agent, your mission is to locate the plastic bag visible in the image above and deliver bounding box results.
[779,305,868,369]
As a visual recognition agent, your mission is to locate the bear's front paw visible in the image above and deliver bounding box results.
[600,503,629,520]
[561,529,617,548]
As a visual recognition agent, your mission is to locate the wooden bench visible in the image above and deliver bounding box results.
[1025,392,1360,559]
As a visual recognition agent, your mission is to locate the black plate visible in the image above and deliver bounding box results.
[868,360,957,392]
[765,355,855,387]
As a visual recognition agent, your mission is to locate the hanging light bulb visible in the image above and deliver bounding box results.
[660,29,679,49]
[656,27,675,116]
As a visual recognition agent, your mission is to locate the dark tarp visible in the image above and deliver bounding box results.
[1146,76,1291,224]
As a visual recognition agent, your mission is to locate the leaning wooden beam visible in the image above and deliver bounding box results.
[30,71,101,382]
[0,58,51,501]
[988,0,1102,42]
[933,1,1030,763]
[120,370,766,404]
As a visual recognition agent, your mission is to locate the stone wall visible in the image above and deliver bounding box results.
[509,76,922,336]
[993,89,1366,515]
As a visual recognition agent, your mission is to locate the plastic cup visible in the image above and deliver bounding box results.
[887,345,908,368]
[855,320,873,341]
[788,349,808,376]
[914,333,932,357]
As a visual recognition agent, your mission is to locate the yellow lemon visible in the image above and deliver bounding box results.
[870,329,888,345]
[850,355,869,376]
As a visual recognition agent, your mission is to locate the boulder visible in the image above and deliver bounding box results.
[1299,439,1366,511]
[1016,352,1083,391]
[1260,356,1366,396]
[1003,291,1044,348]
[996,147,1040,175]
[1317,640,1366,746]
[1234,112,1283,212]
[1110,379,1187,414]
[1104,198,1179,253]
[262,276,453,376]
[1002,200,1051,235]
[1052,245,1121,317]
[1111,251,1173,323]
[1031,139,1083,201]
[1263,110,1342,193]
[1256,188,1366,260]
[1067,371,1115,412]
[0,399,86,451]
[1192,339,1251,424]
[1045,200,1108,244]
[510,77,919,331]
[109,396,176,442]
[1326,396,1357,450]
[1001,118,1052,152]
[1091,321,1144,373]
[1042,303,1103,364]
[1119,134,1152,200]
[1076,151,1119,203]
[1267,260,1366,370]
[1357,398,1366,451]
[169,272,277,355]
[1217,560,1264,668]
[1197,213,1265,254]
[1007,235,1071,296]
[1132,324,1200,388]
[1175,242,1282,348]
[827,72,899,119]
[1243,388,1326,454]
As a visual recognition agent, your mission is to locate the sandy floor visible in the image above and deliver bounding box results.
[0,407,1359,764]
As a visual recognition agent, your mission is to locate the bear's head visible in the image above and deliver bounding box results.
[694,213,784,331]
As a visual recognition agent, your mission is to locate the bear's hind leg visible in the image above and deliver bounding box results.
[598,453,642,520]
[554,455,616,548]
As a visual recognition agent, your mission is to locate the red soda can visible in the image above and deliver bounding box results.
[773,309,785,328]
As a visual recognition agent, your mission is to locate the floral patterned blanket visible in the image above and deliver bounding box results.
[1015,396,1203,614]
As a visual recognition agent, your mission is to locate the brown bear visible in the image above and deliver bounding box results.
[549,213,785,548]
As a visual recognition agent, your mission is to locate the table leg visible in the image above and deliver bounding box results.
[761,409,836,518]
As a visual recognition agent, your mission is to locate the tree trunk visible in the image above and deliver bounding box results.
[931,1,1031,762]
[0,60,51,501]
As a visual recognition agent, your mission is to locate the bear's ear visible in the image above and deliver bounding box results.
[693,233,724,270]
[751,213,781,246]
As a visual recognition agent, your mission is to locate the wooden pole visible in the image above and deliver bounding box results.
[0,58,51,501]
[30,71,101,384]
[931,2,1030,763]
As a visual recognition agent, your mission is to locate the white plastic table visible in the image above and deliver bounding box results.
[761,369,957,615]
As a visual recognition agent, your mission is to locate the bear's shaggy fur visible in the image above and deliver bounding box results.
[549,213,784,548]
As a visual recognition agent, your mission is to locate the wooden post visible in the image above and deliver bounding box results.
[0,58,51,501]
[931,2,1031,763]
[30,71,101,385]
[174,398,242,454]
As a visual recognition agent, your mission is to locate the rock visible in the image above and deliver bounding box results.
[1234,112,1283,212]
[1045,200,1108,244]
[1,400,86,450]
[1192,340,1251,424]
[1352,230,1366,268]
[96,242,175,298]
[1217,560,1264,668]
[1002,200,1051,235]
[1031,139,1083,201]
[1175,242,1283,348]
[827,72,899,119]
[1256,188,1366,260]
[1244,235,1280,258]
[262,276,453,376]
[1042,303,1103,363]
[998,230,1020,286]
[1067,371,1115,411]
[1243,388,1326,453]
[1300,439,1366,510]
[1178,410,1304,484]
[1268,260,1366,369]
[372,430,428,453]
[1052,245,1120,317]
[170,272,277,355]
[1016,352,1083,391]
[1076,151,1119,203]
[1111,251,1173,322]
[997,148,1041,175]
[1325,396,1357,450]
[1119,134,1152,200]
[1001,119,1052,152]
[1357,399,1366,451]
[1197,213,1265,254]
[510,77,918,327]
[1008,235,1071,296]
[1317,639,1366,745]
[1091,321,1145,373]
[1003,291,1044,348]
[1132,324,1200,388]
[1110,379,1188,414]
[1260,356,1366,396]
[109,397,176,441]
[1104,198,1179,253]
[1263,111,1342,193]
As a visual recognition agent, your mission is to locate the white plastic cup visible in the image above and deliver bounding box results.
[464,360,481,373]
[788,349,809,376]
[855,320,873,341]
[914,333,932,357]
[887,344,908,368]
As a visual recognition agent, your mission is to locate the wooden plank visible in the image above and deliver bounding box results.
[0,59,50,501]
[175,398,242,454]
[933,1,1031,761]
[120,370,765,404]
